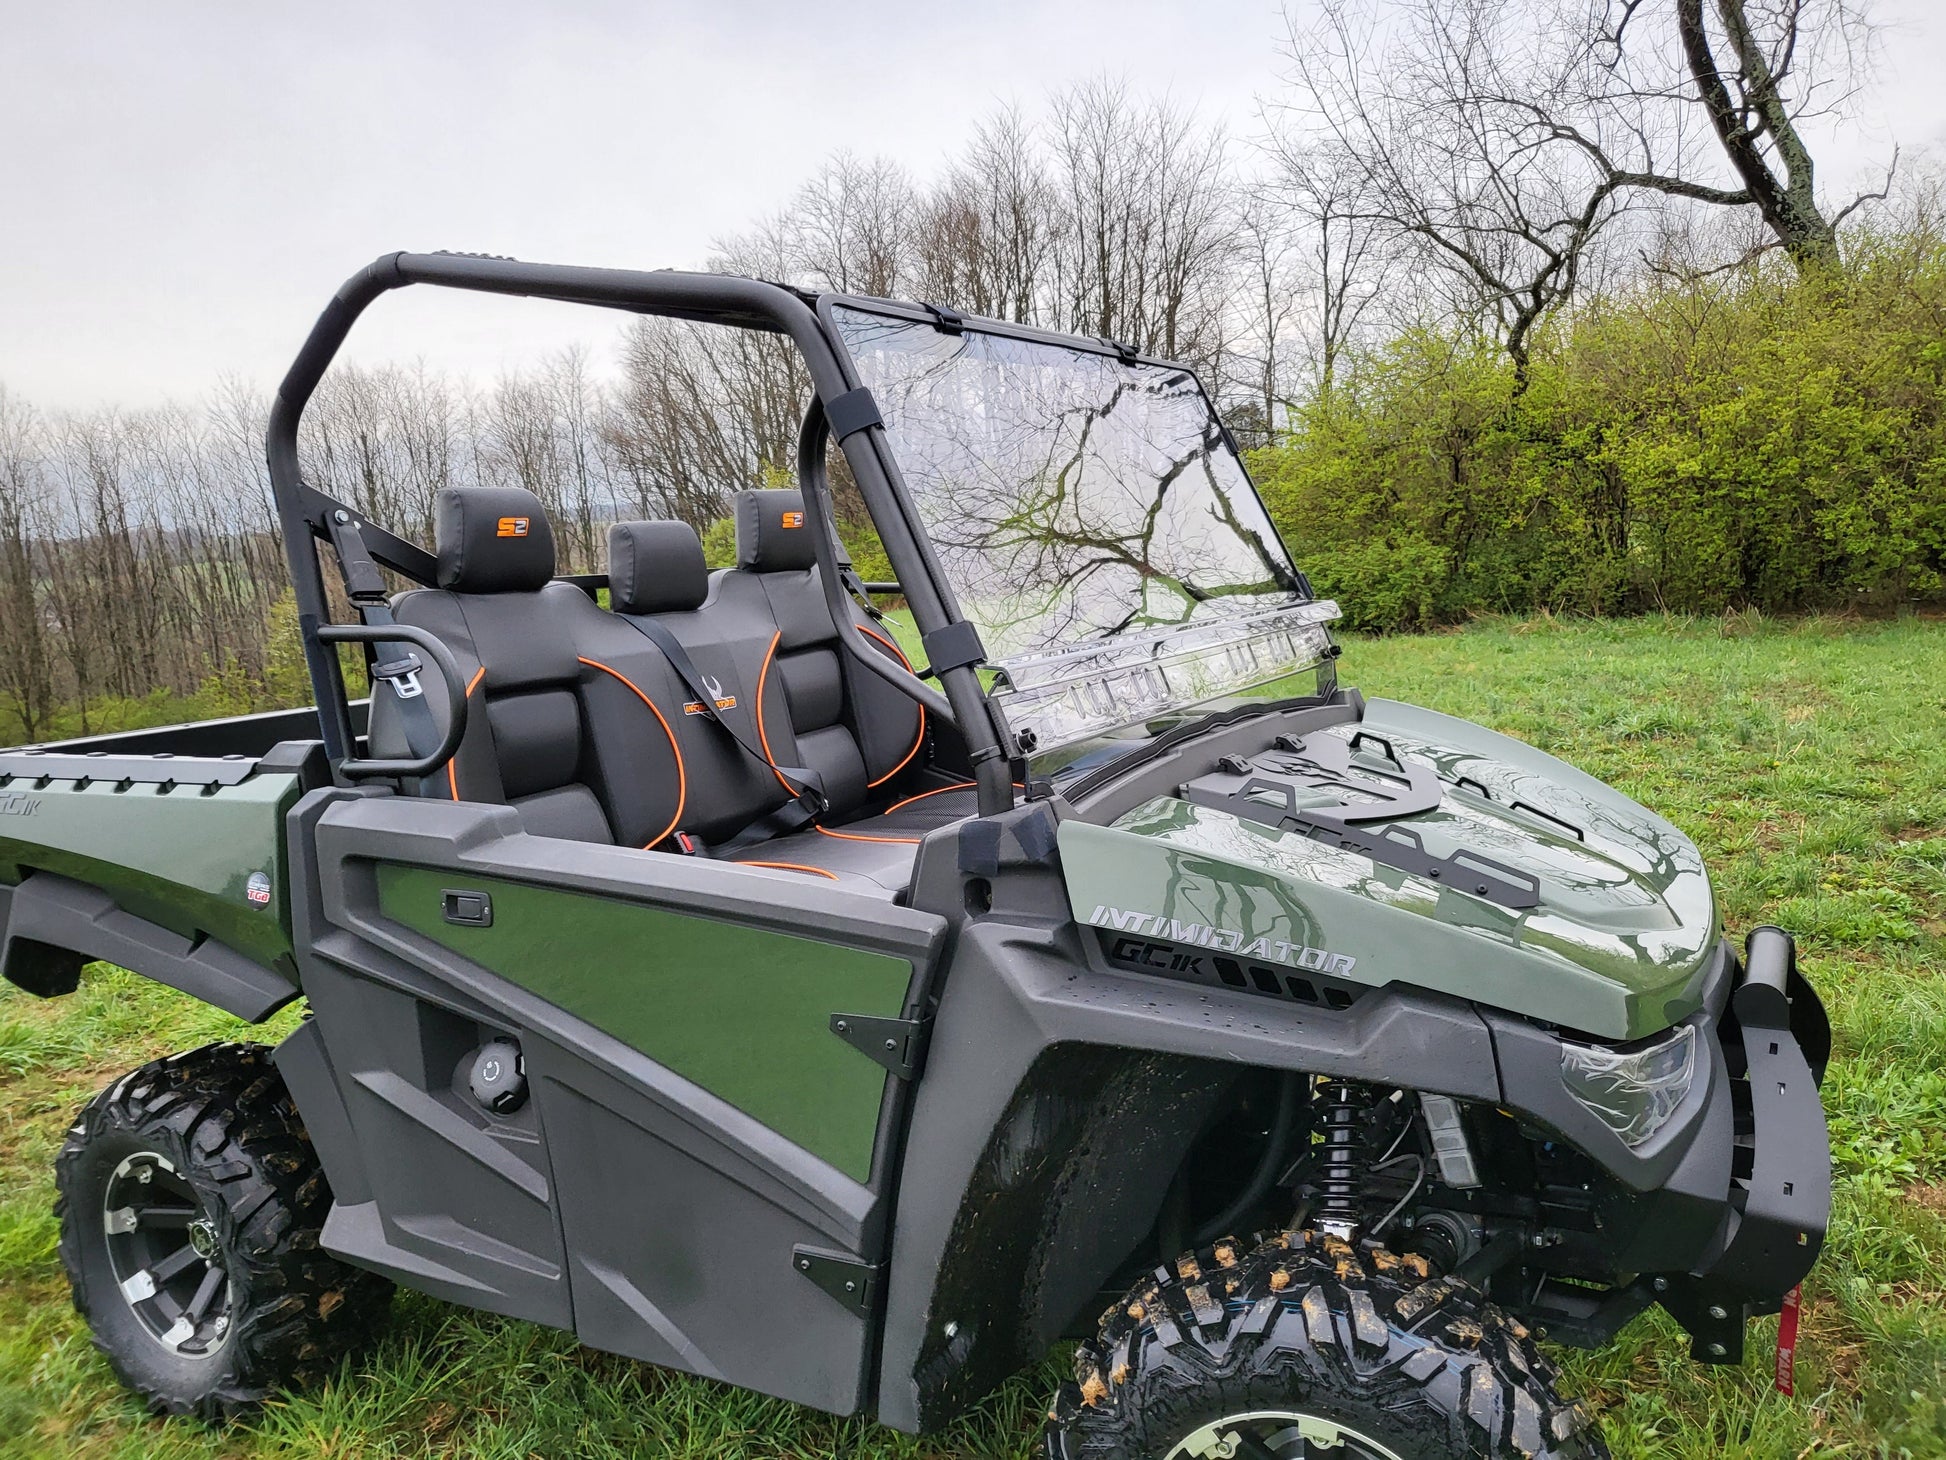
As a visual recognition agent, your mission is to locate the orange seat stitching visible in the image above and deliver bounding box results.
[815,825,922,846]
[446,666,487,801]
[881,780,976,815]
[855,623,928,788]
[735,859,840,881]
[753,630,807,800]
[578,655,686,848]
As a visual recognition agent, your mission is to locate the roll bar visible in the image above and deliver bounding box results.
[265,251,1017,816]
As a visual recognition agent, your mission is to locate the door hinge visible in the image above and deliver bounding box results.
[829,1012,928,1080]
[792,1245,880,1316]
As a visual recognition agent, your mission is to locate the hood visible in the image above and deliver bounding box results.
[1057,698,1719,1040]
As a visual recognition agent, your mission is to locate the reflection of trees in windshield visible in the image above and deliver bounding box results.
[836,312,1303,660]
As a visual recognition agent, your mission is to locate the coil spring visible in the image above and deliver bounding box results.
[1316,1080,1378,1230]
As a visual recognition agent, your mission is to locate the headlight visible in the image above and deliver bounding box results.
[1559,1024,1697,1147]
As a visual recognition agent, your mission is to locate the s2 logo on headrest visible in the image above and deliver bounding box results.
[781,511,804,529]
[497,517,531,538]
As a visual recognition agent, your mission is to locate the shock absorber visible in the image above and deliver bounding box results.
[1315,1079,1378,1240]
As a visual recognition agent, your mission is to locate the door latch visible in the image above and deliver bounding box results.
[441,889,493,927]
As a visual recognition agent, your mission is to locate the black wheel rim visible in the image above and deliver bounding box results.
[101,1150,234,1358]
[1167,1410,1410,1460]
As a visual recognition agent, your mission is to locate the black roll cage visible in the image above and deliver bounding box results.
[265,250,1019,817]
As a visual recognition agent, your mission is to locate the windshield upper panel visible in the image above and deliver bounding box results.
[833,308,1309,664]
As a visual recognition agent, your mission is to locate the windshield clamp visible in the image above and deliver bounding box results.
[1105,336,1139,363]
[825,387,883,442]
[920,300,966,334]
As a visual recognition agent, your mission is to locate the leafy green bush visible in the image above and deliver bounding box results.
[1254,231,1946,630]
[700,516,738,569]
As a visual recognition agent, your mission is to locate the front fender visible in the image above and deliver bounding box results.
[874,913,1498,1433]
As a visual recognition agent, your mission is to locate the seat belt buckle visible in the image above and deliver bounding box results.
[372,652,426,701]
[674,831,706,856]
[794,786,829,819]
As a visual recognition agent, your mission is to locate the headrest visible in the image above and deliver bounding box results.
[434,487,556,594]
[607,519,708,615]
[734,489,817,573]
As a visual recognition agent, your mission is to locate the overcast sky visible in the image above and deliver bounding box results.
[2,0,1940,410]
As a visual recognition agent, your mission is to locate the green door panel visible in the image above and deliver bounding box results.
[374,864,911,1181]
[0,770,298,968]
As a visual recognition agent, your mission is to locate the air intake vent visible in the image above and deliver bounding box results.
[1098,931,1360,1010]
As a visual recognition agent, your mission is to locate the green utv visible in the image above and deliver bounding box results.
[0,254,1829,1459]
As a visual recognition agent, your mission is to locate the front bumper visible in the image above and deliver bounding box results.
[1658,925,1832,1362]
[1481,925,1831,1363]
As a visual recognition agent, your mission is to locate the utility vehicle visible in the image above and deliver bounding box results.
[1,253,1830,1458]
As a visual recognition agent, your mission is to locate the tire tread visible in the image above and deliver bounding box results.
[54,1040,390,1420]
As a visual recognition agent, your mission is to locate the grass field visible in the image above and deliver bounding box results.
[3,611,1943,1459]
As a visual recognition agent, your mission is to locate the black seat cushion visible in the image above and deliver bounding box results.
[608,520,709,614]
[436,484,557,593]
[716,490,929,820]
[368,488,613,845]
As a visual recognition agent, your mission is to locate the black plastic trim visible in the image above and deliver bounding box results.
[0,872,297,1020]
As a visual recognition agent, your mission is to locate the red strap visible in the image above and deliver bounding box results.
[1774,1284,1802,1396]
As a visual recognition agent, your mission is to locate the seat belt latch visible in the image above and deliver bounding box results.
[372,652,427,701]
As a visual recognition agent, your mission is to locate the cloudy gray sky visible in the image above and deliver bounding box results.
[3,0,1940,410]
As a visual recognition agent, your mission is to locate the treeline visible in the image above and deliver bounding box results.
[1256,224,1946,629]
[0,355,653,745]
[0,79,1308,747]
[2,34,1940,744]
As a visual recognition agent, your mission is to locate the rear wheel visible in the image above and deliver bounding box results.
[1047,1230,1606,1460]
[55,1041,390,1418]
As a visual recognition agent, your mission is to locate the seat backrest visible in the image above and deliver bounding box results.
[570,520,784,847]
[366,486,615,844]
[710,490,926,821]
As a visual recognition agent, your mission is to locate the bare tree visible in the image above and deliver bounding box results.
[0,387,54,739]
[1255,133,1392,401]
[1045,78,1239,364]
[1657,0,1881,266]
[1221,194,1302,442]
[1270,0,1890,388]
[913,105,1056,321]
[1274,0,1664,389]
[789,152,918,297]
[608,316,809,530]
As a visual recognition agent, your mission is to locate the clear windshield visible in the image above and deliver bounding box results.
[832,307,1340,753]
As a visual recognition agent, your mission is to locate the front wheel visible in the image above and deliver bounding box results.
[1047,1230,1606,1460]
[54,1041,391,1418]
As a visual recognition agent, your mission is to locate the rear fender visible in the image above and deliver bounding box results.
[0,872,298,1021]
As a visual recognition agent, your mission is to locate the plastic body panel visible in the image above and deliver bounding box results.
[0,873,297,1018]
[872,887,1503,1432]
[286,787,946,1416]
[0,759,299,970]
[1059,698,1720,1041]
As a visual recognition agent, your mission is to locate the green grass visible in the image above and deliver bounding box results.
[3,610,1944,1457]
